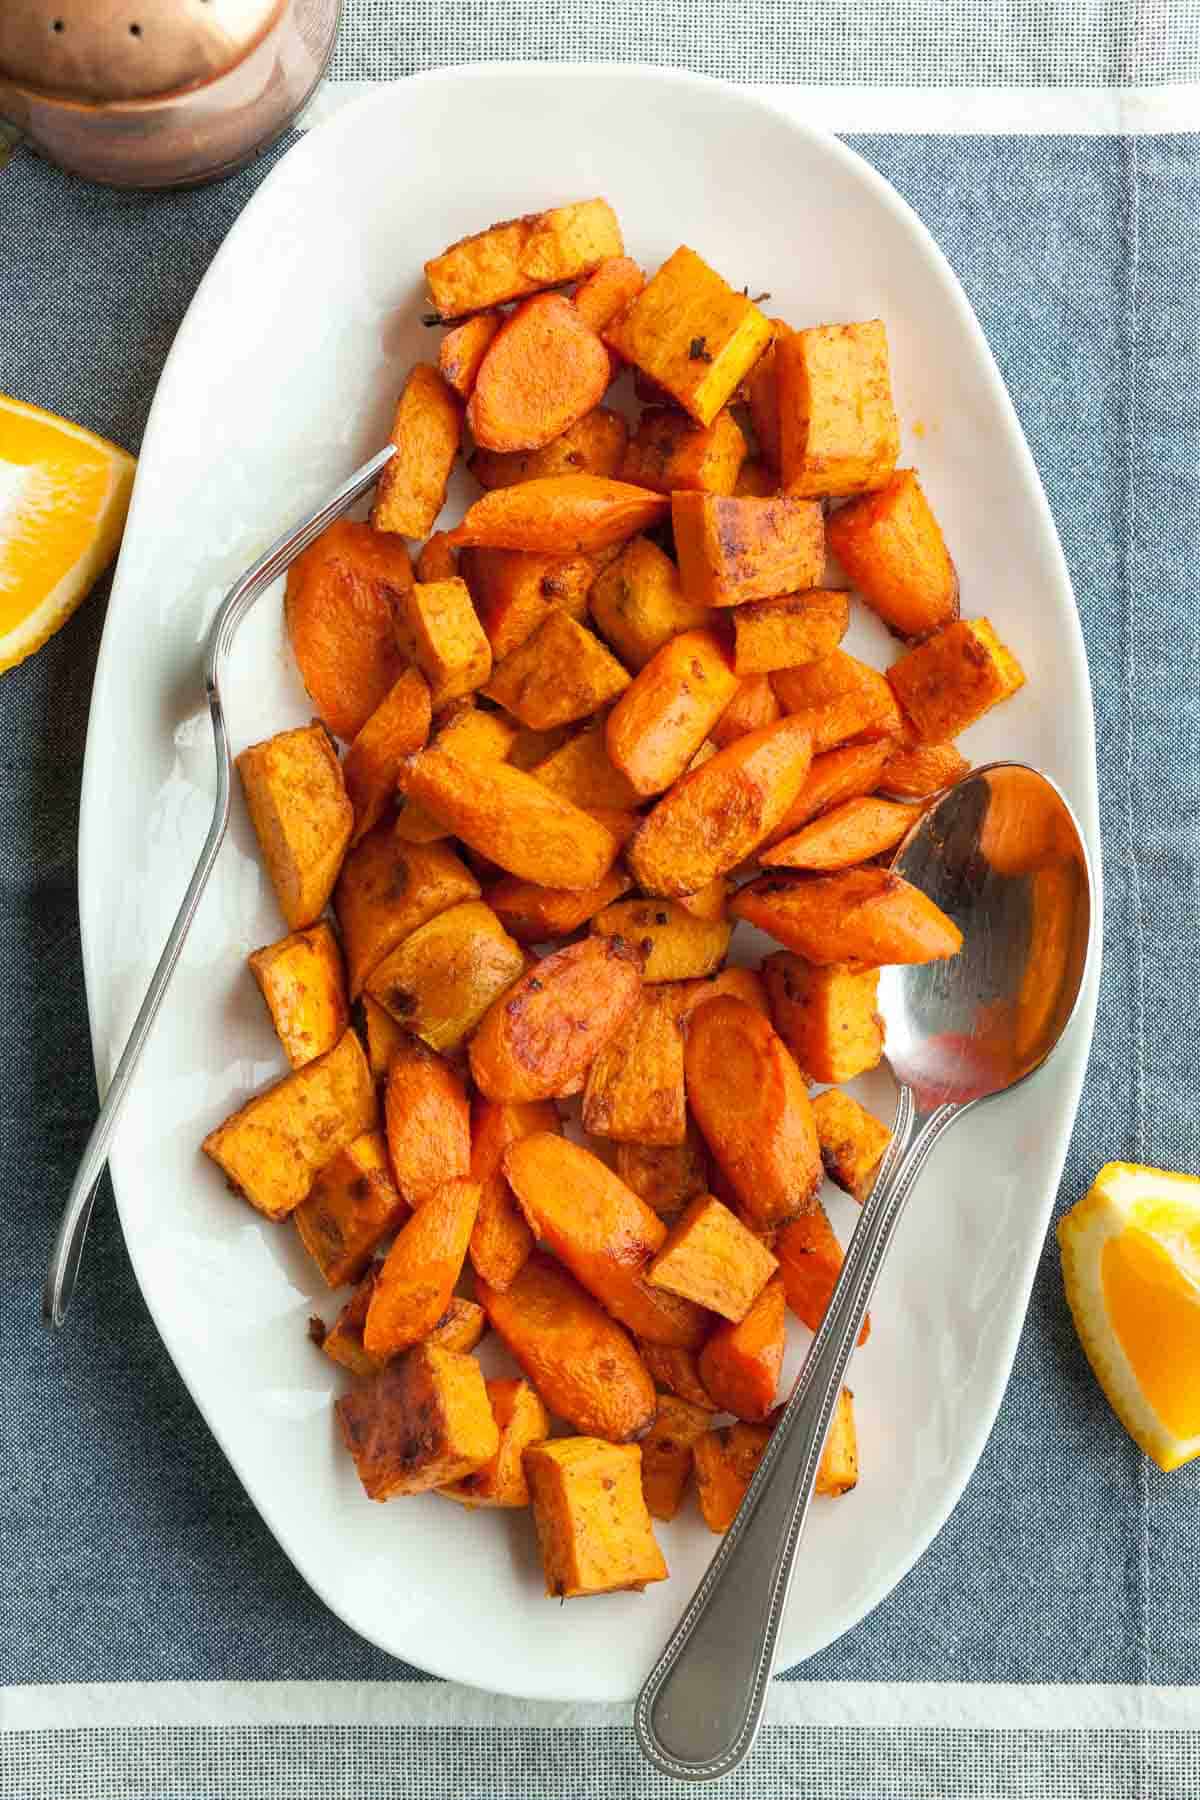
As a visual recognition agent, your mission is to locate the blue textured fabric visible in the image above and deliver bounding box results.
[1,130,1197,1693]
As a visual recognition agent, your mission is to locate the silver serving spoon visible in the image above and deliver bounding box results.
[42,444,396,1329]
[636,761,1096,1782]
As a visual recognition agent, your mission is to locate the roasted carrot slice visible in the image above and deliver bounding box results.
[760,795,922,870]
[469,934,643,1102]
[446,475,670,555]
[383,1035,471,1207]
[283,519,411,741]
[468,1096,558,1291]
[731,867,963,965]
[362,1177,480,1360]
[776,1201,869,1345]
[698,1273,786,1421]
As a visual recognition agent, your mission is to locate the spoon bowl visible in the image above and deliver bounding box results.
[636,761,1096,1783]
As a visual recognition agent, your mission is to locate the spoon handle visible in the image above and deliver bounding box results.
[635,1085,958,1782]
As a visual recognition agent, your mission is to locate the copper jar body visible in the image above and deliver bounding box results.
[0,0,340,190]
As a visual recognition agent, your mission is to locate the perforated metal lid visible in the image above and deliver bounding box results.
[0,0,285,103]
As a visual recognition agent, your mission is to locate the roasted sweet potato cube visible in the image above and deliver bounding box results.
[693,1419,771,1532]
[371,365,463,540]
[673,493,824,609]
[294,1129,408,1287]
[416,532,458,583]
[698,1273,785,1421]
[334,830,480,998]
[761,795,922,870]
[337,1342,498,1500]
[284,520,411,741]
[383,1035,470,1206]
[469,934,642,1103]
[816,1386,860,1496]
[425,200,624,319]
[484,610,630,730]
[812,1088,891,1201]
[627,717,813,898]
[647,1194,778,1321]
[394,704,518,843]
[621,407,747,497]
[731,589,850,678]
[202,1029,377,1220]
[878,736,970,799]
[641,1393,712,1520]
[362,995,407,1083]
[248,921,348,1070]
[583,986,688,1145]
[673,876,729,922]
[762,952,884,1084]
[617,1123,711,1218]
[762,739,895,847]
[827,468,958,641]
[573,255,646,335]
[776,1200,869,1343]
[778,321,900,499]
[437,311,502,398]
[318,1262,383,1376]
[343,668,432,843]
[391,577,491,711]
[470,408,628,489]
[468,1096,557,1291]
[486,865,633,944]
[685,997,821,1229]
[467,294,611,455]
[399,745,621,890]
[709,673,782,748]
[592,898,731,981]
[478,1251,656,1440]
[525,1438,668,1596]
[447,476,669,555]
[589,535,713,669]
[637,1338,717,1409]
[440,1378,550,1508]
[503,1134,708,1347]
[429,1296,488,1353]
[526,723,641,811]
[605,628,738,797]
[771,649,906,751]
[888,618,1027,742]
[732,868,963,967]
[679,965,770,1018]
[363,1177,480,1359]
[237,724,353,931]
[364,898,525,1052]
[604,246,773,426]
[460,546,593,660]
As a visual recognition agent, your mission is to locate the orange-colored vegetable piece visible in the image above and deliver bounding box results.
[763,739,895,846]
[365,897,525,1055]
[426,1296,488,1353]
[392,576,492,712]
[761,952,884,1085]
[316,1262,383,1376]
[447,475,669,555]
[693,1419,772,1532]
[394,703,518,843]
[484,610,630,731]
[731,589,850,677]
[363,1176,480,1359]
[470,408,628,489]
[467,295,612,454]
[672,492,824,609]
[734,457,777,498]
[647,1193,779,1321]
[588,534,713,669]
[461,545,594,660]
[337,1342,498,1499]
[573,255,646,334]
[761,795,922,869]
[470,934,642,1102]
[698,1273,786,1421]
[617,1126,711,1220]
[638,1339,717,1409]
[440,1377,550,1508]
[334,829,480,997]
[641,1392,713,1520]
[283,520,411,742]
[478,1251,656,1442]
[362,994,407,1083]
[583,985,689,1145]
[777,321,900,499]
[425,199,624,319]
[503,1134,709,1348]
[525,1437,668,1597]
[674,876,729,922]
[343,667,433,843]
[709,673,782,748]
[684,996,822,1229]
[248,920,348,1069]
[811,1088,891,1201]
[371,365,464,540]
[827,469,959,641]
[877,737,970,799]
[776,1200,869,1345]
[679,965,770,1019]
[621,407,747,497]
[294,1130,408,1289]
[486,865,633,944]
[438,311,502,398]
[529,723,642,811]
[771,649,906,751]
[887,617,1026,742]
[731,867,963,966]
[744,320,789,474]
[627,717,813,897]
[417,531,458,583]
[605,627,738,797]
[399,745,620,890]
[468,1096,558,1291]
[237,724,354,930]
[383,1035,470,1207]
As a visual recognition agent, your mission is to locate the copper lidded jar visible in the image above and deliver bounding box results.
[0,0,341,190]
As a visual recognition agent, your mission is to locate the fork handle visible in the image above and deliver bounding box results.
[634,1086,958,1782]
[42,699,232,1328]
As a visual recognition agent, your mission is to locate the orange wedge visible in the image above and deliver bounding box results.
[0,394,136,675]
[1058,1161,1200,1470]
